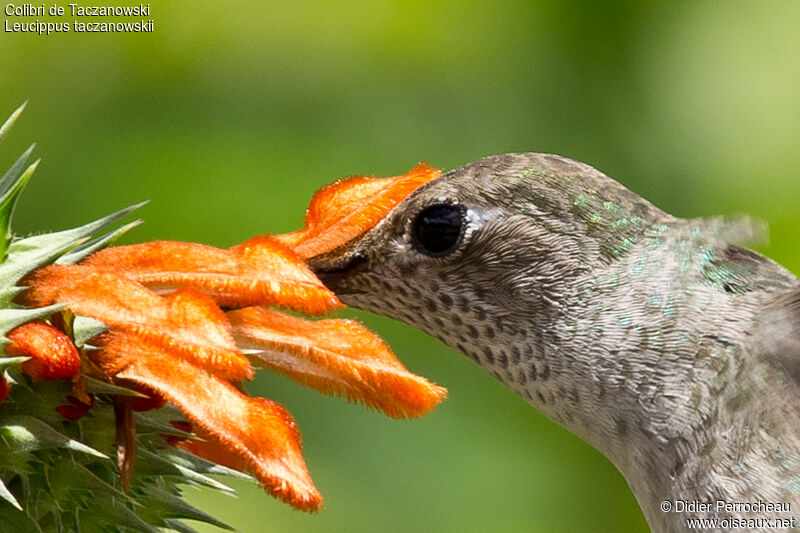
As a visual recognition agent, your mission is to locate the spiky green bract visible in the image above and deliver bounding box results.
[0,105,246,532]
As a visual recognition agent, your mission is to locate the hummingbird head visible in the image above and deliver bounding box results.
[308,153,671,410]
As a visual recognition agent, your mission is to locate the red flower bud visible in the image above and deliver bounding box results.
[6,321,81,381]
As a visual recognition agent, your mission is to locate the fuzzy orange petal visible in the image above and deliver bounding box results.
[107,332,321,511]
[6,321,81,380]
[21,266,162,326]
[20,265,252,381]
[82,238,341,315]
[176,425,250,472]
[275,163,440,258]
[228,306,447,418]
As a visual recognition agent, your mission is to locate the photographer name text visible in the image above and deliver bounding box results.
[667,499,791,513]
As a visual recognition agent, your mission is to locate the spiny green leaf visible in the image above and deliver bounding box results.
[58,219,143,265]
[83,376,145,398]
[72,316,107,346]
[133,447,189,478]
[0,145,35,199]
[133,418,194,440]
[0,200,146,290]
[1,376,74,424]
[163,518,202,533]
[133,407,194,438]
[0,158,38,261]
[136,485,234,531]
[72,405,118,457]
[136,448,237,493]
[162,448,251,481]
[0,416,107,458]
[46,460,134,506]
[0,357,28,371]
[2,286,25,300]
[0,102,27,146]
[74,490,160,533]
[171,463,238,494]
[0,477,22,511]
[0,303,67,340]
[0,145,36,259]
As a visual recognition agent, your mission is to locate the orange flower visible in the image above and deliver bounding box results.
[275,162,440,258]
[11,164,445,511]
[82,237,341,314]
[24,266,253,382]
[105,330,322,510]
[229,306,446,419]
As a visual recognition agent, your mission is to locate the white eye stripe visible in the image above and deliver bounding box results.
[467,207,503,227]
[465,207,483,230]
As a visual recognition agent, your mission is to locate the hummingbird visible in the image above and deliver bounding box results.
[307,153,800,532]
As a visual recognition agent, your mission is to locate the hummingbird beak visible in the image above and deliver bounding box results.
[306,241,368,289]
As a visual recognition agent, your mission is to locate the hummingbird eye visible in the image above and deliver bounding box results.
[411,203,466,257]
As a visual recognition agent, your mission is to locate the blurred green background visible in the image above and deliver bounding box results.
[3,1,799,532]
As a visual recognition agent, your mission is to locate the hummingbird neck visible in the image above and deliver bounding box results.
[435,275,800,530]
[441,241,800,530]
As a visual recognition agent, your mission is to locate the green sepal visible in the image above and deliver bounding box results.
[133,406,195,438]
[162,447,251,481]
[136,448,237,493]
[73,489,160,533]
[0,102,26,146]
[0,415,106,458]
[2,377,74,425]
[72,316,107,346]
[83,376,147,398]
[135,484,235,531]
[0,303,67,341]
[0,357,28,371]
[164,518,203,533]
[0,200,146,292]
[45,460,134,507]
[2,286,25,299]
[0,477,22,510]
[71,404,117,456]
[57,218,143,265]
[0,147,37,260]
[0,146,35,201]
